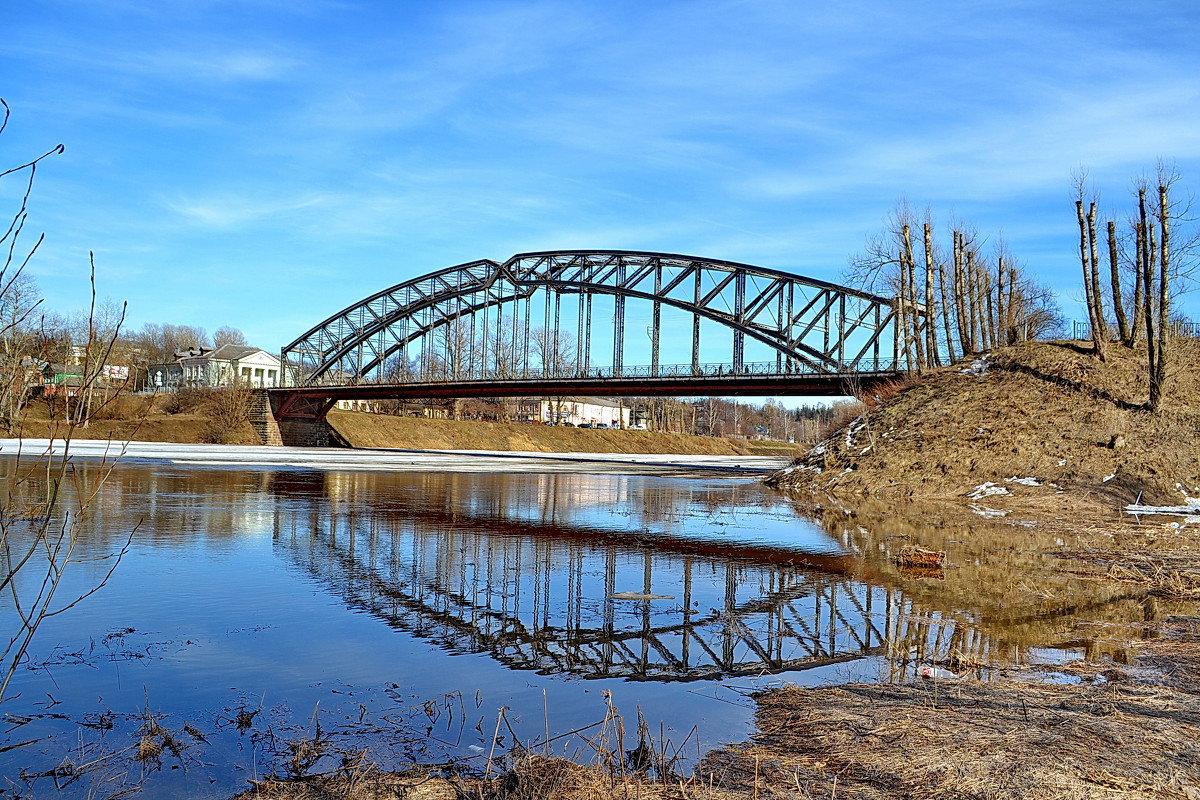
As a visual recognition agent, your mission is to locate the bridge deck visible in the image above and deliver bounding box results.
[271,371,896,402]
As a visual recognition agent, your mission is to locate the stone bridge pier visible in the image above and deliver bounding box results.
[248,389,337,447]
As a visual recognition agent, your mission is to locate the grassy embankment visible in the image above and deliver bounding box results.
[9,393,804,458]
[768,338,1200,509]
[327,409,802,457]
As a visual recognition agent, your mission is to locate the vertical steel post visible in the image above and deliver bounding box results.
[775,286,784,373]
[837,294,846,368]
[553,291,562,376]
[692,269,701,374]
[651,261,661,376]
[876,303,883,369]
[733,270,745,372]
[577,290,586,377]
[786,283,795,373]
[613,260,626,376]
[822,290,831,358]
[584,293,592,375]
[522,295,531,378]
[480,294,490,378]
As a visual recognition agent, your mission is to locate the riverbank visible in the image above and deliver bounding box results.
[767,339,1200,511]
[328,410,803,458]
[9,401,803,457]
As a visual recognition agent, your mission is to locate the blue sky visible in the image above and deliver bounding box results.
[5,0,1200,356]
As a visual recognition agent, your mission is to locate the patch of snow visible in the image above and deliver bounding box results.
[1124,497,1200,518]
[859,446,872,455]
[1004,476,1042,487]
[1057,459,1068,466]
[1102,473,1116,483]
[844,418,866,448]
[968,504,1008,518]
[960,356,991,376]
[967,482,1011,500]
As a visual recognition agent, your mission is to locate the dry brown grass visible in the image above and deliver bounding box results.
[327,411,771,457]
[770,339,1200,508]
[702,679,1200,799]
[237,757,746,800]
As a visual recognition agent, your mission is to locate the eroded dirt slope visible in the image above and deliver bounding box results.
[768,339,1200,508]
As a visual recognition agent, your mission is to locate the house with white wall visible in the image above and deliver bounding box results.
[517,397,630,427]
[151,345,282,389]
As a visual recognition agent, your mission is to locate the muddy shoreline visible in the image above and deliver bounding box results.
[233,490,1200,799]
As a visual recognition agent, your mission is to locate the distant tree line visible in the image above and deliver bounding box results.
[0,266,251,427]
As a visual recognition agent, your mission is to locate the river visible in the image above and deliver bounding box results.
[0,446,1162,798]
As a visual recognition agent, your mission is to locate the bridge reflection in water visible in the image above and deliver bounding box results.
[267,471,905,682]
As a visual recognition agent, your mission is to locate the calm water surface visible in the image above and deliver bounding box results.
[0,459,1161,798]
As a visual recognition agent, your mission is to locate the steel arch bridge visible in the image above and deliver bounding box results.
[279,250,924,399]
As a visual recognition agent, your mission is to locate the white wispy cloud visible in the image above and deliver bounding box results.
[164,191,331,229]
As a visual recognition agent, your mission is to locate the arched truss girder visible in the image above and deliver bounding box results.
[282,250,919,385]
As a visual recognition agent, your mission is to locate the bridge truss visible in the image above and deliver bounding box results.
[281,250,925,388]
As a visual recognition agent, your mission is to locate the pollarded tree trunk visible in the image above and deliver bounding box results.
[1087,202,1107,355]
[1076,200,1106,361]
[953,232,972,355]
[938,247,956,363]
[1139,189,1158,408]
[1151,182,1171,410]
[1005,257,1018,342]
[901,225,925,369]
[1128,221,1144,344]
[923,222,938,366]
[1107,220,1130,345]
[966,249,982,353]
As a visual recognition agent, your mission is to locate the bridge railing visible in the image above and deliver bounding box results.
[294,358,902,387]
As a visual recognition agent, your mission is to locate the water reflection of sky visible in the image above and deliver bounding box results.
[1,462,885,799]
[10,459,1147,799]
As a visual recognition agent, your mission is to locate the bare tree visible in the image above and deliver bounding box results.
[0,100,132,700]
[1074,164,1197,410]
[1074,173,1108,359]
[532,327,577,423]
[853,206,1055,365]
[0,272,41,430]
[1140,165,1197,409]
[849,202,933,369]
[128,322,210,364]
[213,326,247,347]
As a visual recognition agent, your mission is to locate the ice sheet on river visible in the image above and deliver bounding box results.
[0,439,790,476]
